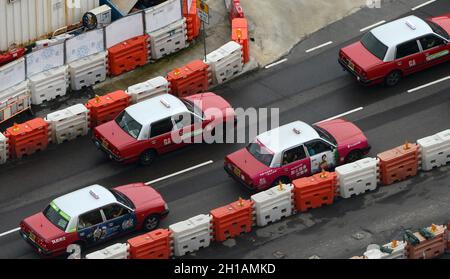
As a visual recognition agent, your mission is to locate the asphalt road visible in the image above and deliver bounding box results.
[0,0,449,259]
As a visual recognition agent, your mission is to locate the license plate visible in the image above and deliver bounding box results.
[233,167,241,177]
[348,60,354,71]
[29,232,36,242]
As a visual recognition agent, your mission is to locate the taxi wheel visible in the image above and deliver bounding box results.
[384,70,402,87]
[139,149,156,165]
[345,150,362,164]
[143,214,160,232]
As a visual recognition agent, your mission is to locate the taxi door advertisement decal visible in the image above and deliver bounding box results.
[426,50,449,61]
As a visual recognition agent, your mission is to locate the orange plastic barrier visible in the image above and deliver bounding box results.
[229,0,245,23]
[210,198,254,242]
[377,143,420,185]
[166,60,210,97]
[108,34,149,76]
[184,0,201,41]
[405,225,447,259]
[4,118,50,159]
[231,18,250,64]
[128,229,172,259]
[85,90,131,127]
[293,171,337,212]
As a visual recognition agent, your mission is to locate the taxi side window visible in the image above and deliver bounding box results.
[77,210,103,230]
[282,145,306,165]
[305,140,333,156]
[102,204,130,220]
[150,117,173,138]
[396,40,420,59]
[173,113,193,129]
[419,35,445,50]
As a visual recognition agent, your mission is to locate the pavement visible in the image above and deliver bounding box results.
[0,0,449,259]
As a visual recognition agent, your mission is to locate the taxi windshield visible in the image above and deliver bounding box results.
[115,110,142,139]
[426,19,450,40]
[361,32,388,61]
[43,202,70,231]
[247,141,274,166]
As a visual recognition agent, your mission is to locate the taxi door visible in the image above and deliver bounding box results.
[77,209,109,245]
[394,39,423,75]
[280,145,311,180]
[171,112,204,145]
[418,34,450,69]
[304,139,336,174]
[100,203,137,238]
[147,117,177,154]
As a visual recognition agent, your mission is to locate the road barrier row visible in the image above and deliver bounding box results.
[417,130,450,171]
[82,129,449,259]
[149,18,188,60]
[0,80,32,123]
[44,104,89,144]
[229,0,245,24]
[166,60,212,98]
[126,76,170,104]
[206,41,244,85]
[184,0,201,42]
[29,65,70,105]
[85,90,131,128]
[231,18,250,64]
[107,35,150,77]
[0,132,7,164]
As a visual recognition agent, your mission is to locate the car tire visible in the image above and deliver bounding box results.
[271,176,291,187]
[384,70,402,87]
[139,149,156,166]
[143,214,160,232]
[345,150,362,164]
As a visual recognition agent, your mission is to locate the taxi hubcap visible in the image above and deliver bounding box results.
[145,217,158,230]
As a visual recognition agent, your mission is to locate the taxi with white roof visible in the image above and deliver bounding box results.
[339,14,450,86]
[20,183,168,256]
[93,92,235,165]
[224,119,370,191]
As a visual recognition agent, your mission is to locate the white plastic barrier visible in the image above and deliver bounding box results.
[0,132,7,164]
[127,76,170,104]
[69,51,108,91]
[169,214,212,257]
[206,41,243,85]
[148,18,188,60]
[45,104,89,144]
[251,184,294,227]
[336,157,378,198]
[85,243,129,259]
[363,241,406,259]
[29,65,69,105]
[0,80,31,123]
[417,129,450,171]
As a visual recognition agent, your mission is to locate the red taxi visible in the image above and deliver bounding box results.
[20,183,168,257]
[93,93,235,165]
[339,15,450,86]
[224,120,370,191]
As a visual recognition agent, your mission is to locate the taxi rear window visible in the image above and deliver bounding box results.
[43,202,70,231]
[247,141,274,167]
[361,32,388,61]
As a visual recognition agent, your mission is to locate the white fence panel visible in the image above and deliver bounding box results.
[127,76,169,104]
[336,157,378,198]
[169,214,211,257]
[85,243,129,259]
[148,18,187,60]
[45,104,89,144]
[66,29,105,63]
[26,43,65,77]
[0,58,26,92]
[145,0,182,33]
[0,132,8,164]
[29,65,69,105]
[417,129,450,171]
[69,51,108,90]
[251,184,293,227]
[105,13,144,48]
[0,80,31,123]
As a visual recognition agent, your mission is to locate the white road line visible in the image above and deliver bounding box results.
[145,160,214,185]
[0,227,20,238]
[265,58,288,69]
[305,41,333,53]
[407,76,450,93]
[411,0,436,11]
[360,20,386,32]
[314,107,364,124]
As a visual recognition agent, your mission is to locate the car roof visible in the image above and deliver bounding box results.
[371,15,433,48]
[256,121,320,154]
[125,94,188,126]
[52,185,117,218]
